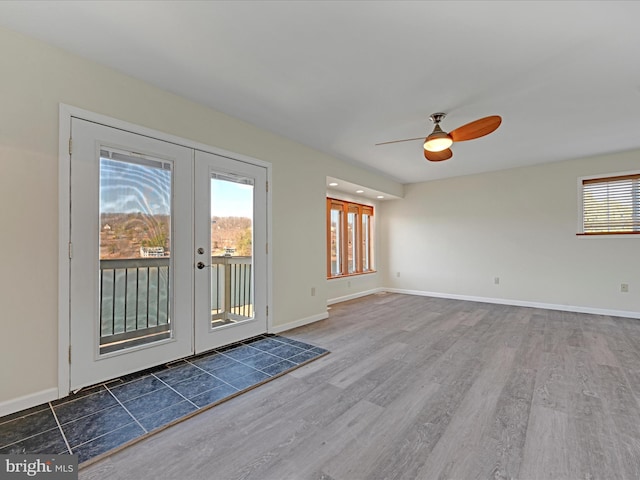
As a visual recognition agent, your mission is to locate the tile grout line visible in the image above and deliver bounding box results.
[102,372,189,407]
[235,354,298,376]
[150,373,201,410]
[0,405,50,428]
[178,337,321,402]
[216,338,316,371]
[49,400,77,455]
[48,387,126,426]
[68,421,145,454]
[148,338,322,409]
[176,341,327,407]
[0,425,65,452]
[202,350,287,379]
[182,359,242,396]
[104,384,149,435]
[0,405,65,450]
[207,341,326,385]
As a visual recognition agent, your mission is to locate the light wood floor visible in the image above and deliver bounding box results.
[80,293,640,480]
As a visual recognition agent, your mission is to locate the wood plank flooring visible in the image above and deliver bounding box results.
[80,293,640,480]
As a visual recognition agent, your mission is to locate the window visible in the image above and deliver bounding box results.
[327,198,375,277]
[579,172,640,235]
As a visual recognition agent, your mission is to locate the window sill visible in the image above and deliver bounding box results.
[576,232,640,238]
[327,270,377,280]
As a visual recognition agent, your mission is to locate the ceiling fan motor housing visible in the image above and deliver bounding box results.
[429,112,447,125]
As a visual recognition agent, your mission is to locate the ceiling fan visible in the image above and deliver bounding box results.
[376,113,502,162]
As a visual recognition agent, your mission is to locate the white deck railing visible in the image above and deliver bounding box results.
[99,256,253,354]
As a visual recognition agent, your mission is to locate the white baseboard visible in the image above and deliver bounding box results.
[384,288,640,319]
[269,311,330,334]
[327,288,383,306]
[0,388,58,418]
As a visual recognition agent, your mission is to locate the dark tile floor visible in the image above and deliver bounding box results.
[0,334,328,464]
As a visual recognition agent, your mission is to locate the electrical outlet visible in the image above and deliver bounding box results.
[494,277,500,285]
[311,287,316,296]
[621,283,629,293]
[396,272,400,278]
[347,280,351,288]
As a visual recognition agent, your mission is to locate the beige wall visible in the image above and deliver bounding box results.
[0,27,399,407]
[380,150,640,315]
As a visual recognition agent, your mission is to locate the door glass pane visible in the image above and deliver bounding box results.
[347,211,357,274]
[362,214,370,271]
[98,149,172,354]
[210,173,254,329]
[330,208,342,276]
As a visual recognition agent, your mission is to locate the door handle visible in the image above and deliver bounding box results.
[196,262,210,269]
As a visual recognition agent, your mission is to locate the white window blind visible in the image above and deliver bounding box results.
[581,173,640,234]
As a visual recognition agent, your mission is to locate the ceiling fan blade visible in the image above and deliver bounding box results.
[375,136,425,146]
[424,148,453,162]
[449,115,502,142]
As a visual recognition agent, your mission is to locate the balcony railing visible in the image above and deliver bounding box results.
[99,255,253,354]
[210,256,253,325]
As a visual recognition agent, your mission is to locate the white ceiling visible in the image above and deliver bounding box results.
[2,1,640,185]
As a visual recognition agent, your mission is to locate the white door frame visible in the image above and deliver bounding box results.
[58,104,273,398]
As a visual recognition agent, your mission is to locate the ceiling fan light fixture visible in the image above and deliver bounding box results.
[424,132,453,152]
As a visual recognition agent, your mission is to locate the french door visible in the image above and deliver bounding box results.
[194,151,267,353]
[69,118,267,391]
